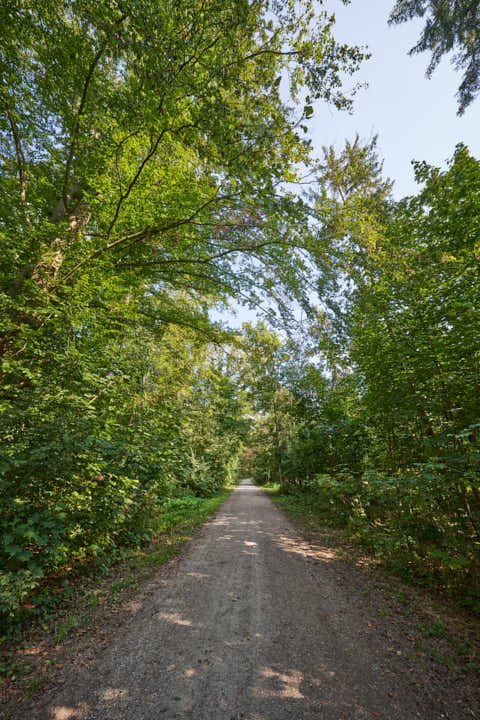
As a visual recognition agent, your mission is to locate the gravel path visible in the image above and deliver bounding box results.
[25,479,478,720]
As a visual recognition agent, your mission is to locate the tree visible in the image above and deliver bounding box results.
[389,0,480,114]
[244,141,480,604]
[0,0,365,352]
[241,322,290,483]
[0,0,367,622]
[354,145,480,449]
[0,0,366,477]
[311,137,480,467]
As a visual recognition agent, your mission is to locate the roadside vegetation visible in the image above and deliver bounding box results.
[0,486,232,698]
[243,142,480,615]
[0,0,364,631]
[260,482,480,679]
[1,0,479,702]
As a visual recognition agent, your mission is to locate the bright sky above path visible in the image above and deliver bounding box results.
[214,0,480,327]
[316,0,480,199]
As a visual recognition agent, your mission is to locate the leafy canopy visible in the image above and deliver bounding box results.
[389,0,480,114]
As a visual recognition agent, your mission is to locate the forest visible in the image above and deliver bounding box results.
[0,0,479,634]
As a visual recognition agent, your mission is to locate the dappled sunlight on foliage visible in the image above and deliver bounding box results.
[0,0,365,628]
[244,142,480,612]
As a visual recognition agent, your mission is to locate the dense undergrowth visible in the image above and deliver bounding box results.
[0,435,242,631]
[242,142,480,616]
[0,324,247,628]
[260,470,480,614]
[0,488,232,685]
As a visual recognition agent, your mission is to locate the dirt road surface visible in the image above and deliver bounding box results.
[24,480,478,720]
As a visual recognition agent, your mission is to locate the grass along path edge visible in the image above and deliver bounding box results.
[260,481,480,679]
[0,485,235,710]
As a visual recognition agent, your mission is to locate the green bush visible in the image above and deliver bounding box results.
[283,451,480,611]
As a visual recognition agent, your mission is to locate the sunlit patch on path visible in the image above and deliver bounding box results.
[23,480,479,720]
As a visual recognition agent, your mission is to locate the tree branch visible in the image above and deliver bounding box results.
[4,101,30,227]
[116,238,294,269]
[62,13,126,210]
[57,188,232,285]
[105,122,205,241]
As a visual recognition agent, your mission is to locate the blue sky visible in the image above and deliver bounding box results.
[314,0,480,198]
[215,0,480,327]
